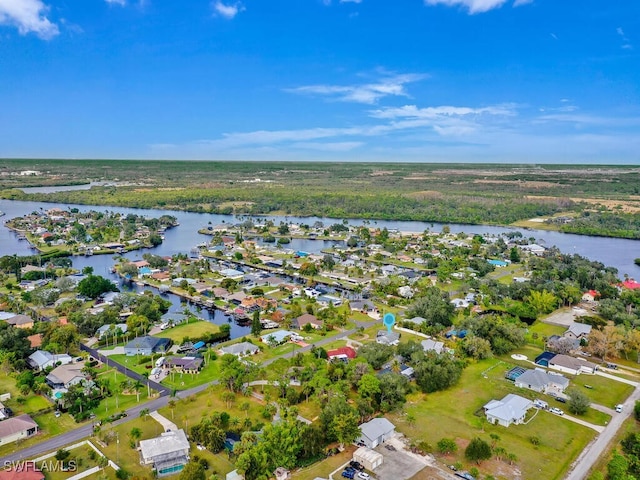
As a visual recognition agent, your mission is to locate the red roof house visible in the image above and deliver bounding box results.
[327,346,357,360]
[622,280,640,290]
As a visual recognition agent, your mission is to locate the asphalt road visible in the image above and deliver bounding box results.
[0,320,380,465]
[565,384,640,480]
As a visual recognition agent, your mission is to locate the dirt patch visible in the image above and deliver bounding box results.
[403,176,437,181]
[525,195,640,213]
[218,201,256,208]
[403,191,444,200]
[370,170,396,176]
[474,179,559,189]
[133,187,185,192]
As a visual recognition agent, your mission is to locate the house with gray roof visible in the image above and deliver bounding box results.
[27,350,73,372]
[261,330,295,346]
[46,364,86,390]
[356,417,396,448]
[421,339,444,354]
[514,369,569,394]
[124,336,171,356]
[139,429,190,477]
[96,323,128,339]
[484,394,532,427]
[376,330,400,346]
[219,342,260,357]
[564,322,592,341]
[548,354,598,375]
[0,414,38,446]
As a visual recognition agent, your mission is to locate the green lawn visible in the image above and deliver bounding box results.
[151,320,220,343]
[569,374,634,408]
[292,446,356,480]
[161,357,221,390]
[40,445,103,480]
[389,358,597,480]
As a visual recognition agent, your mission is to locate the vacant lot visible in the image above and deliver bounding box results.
[389,359,597,480]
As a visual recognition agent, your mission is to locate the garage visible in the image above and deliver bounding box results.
[354,447,384,471]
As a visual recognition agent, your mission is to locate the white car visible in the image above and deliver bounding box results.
[196,444,206,451]
[550,407,564,416]
[357,473,370,479]
[616,405,624,413]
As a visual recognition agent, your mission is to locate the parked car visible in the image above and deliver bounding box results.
[550,407,564,416]
[616,404,624,413]
[455,473,476,480]
[555,396,567,403]
[196,444,206,451]
[384,444,396,451]
[349,461,364,471]
[357,473,370,480]
[342,471,355,479]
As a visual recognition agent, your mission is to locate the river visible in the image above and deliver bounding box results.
[1,198,639,279]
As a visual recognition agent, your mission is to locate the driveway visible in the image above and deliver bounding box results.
[373,436,432,480]
[96,346,125,356]
[149,410,177,432]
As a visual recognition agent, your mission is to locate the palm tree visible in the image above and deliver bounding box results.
[168,400,176,419]
[133,381,143,403]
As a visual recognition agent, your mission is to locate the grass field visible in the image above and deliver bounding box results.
[151,319,220,343]
[389,358,597,480]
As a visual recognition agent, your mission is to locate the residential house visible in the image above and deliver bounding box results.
[563,322,592,341]
[548,354,598,375]
[164,357,203,375]
[404,316,426,326]
[261,330,295,345]
[124,336,171,356]
[4,314,34,329]
[0,414,38,446]
[356,418,396,448]
[27,333,43,348]
[582,290,599,302]
[27,350,73,372]
[514,369,570,394]
[46,364,87,390]
[484,394,533,427]
[421,339,444,354]
[376,330,400,346]
[350,300,376,313]
[293,314,323,330]
[95,323,128,339]
[327,346,357,362]
[0,463,44,480]
[139,429,190,477]
[219,342,260,357]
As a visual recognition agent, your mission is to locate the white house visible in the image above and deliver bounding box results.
[27,351,73,372]
[548,354,597,375]
[484,394,533,427]
[0,414,38,446]
[514,369,570,394]
[139,429,190,477]
[356,418,396,449]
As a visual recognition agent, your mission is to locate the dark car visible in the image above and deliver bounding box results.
[556,396,567,403]
[349,461,364,471]
[342,471,355,479]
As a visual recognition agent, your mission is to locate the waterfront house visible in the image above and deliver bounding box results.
[124,336,171,356]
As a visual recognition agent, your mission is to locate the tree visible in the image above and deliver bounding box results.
[178,461,206,480]
[413,351,464,393]
[607,451,629,480]
[356,343,394,370]
[526,289,559,315]
[77,274,118,299]
[332,411,361,450]
[567,389,590,415]
[437,438,457,455]
[509,247,521,263]
[465,437,492,464]
[251,310,261,337]
[406,287,454,328]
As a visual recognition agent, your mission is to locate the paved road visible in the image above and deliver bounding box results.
[80,344,169,395]
[565,385,640,480]
[0,319,381,465]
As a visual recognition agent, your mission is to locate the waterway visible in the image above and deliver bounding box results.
[1,198,639,279]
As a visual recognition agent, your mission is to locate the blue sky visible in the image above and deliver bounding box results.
[0,0,638,163]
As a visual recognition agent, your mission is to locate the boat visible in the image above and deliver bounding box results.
[159,285,170,294]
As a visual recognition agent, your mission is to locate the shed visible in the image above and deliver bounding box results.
[353,447,383,471]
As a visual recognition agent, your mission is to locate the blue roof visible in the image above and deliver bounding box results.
[488,259,508,266]
[193,341,205,349]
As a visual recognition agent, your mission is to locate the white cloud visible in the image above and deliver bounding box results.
[369,104,516,119]
[617,27,625,37]
[290,141,363,151]
[286,73,427,104]
[0,0,59,39]
[212,1,244,19]
[424,0,508,14]
[340,0,362,3]
[105,0,126,5]
[512,0,533,6]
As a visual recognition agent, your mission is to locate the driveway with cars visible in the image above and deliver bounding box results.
[372,436,431,480]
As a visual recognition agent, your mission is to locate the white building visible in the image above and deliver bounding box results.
[484,394,533,427]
